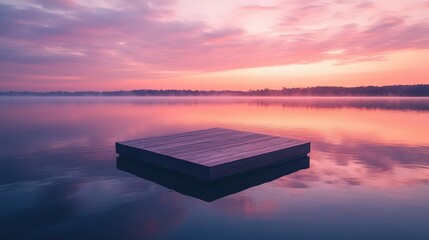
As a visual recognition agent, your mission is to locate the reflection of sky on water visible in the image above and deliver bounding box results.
[0,97,428,239]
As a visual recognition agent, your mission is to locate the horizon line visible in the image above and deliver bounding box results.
[2,84,429,93]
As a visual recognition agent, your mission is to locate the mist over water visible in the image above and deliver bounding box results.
[1,97,428,240]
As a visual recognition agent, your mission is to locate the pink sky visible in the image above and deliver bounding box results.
[0,0,428,91]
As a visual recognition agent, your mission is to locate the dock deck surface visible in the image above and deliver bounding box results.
[115,128,310,181]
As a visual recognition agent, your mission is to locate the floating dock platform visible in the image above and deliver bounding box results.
[115,128,310,181]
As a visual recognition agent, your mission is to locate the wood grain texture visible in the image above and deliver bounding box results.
[116,128,310,181]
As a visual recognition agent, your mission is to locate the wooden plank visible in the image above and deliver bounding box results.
[197,139,307,165]
[178,138,302,164]
[136,130,262,152]
[116,143,210,180]
[209,143,310,180]
[125,129,254,151]
[120,128,224,146]
[151,134,276,156]
[115,128,311,181]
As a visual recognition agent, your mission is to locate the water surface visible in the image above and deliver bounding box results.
[1,97,428,239]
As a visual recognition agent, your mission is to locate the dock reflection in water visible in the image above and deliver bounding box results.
[116,156,310,202]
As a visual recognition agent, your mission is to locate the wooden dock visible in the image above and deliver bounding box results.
[115,128,310,181]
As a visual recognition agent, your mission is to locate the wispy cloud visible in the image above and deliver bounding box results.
[0,0,428,90]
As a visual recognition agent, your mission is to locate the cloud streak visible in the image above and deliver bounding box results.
[0,0,428,90]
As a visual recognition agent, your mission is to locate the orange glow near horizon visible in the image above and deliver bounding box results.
[0,0,428,91]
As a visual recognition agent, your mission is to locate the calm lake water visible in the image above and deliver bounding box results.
[1,97,428,240]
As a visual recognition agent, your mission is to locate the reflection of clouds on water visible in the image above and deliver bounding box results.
[1,97,428,153]
[0,97,428,239]
[0,177,188,240]
[1,97,428,190]
[270,140,429,189]
[0,178,79,239]
[273,172,317,189]
[60,193,187,240]
[207,195,279,217]
[317,140,429,169]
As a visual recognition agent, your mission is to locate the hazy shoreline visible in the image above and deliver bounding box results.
[1,84,428,97]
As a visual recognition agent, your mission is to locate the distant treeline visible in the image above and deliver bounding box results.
[1,85,429,96]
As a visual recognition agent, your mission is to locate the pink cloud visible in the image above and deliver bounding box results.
[279,4,329,26]
[240,5,278,11]
[36,0,76,9]
[0,0,428,90]
[355,1,376,9]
